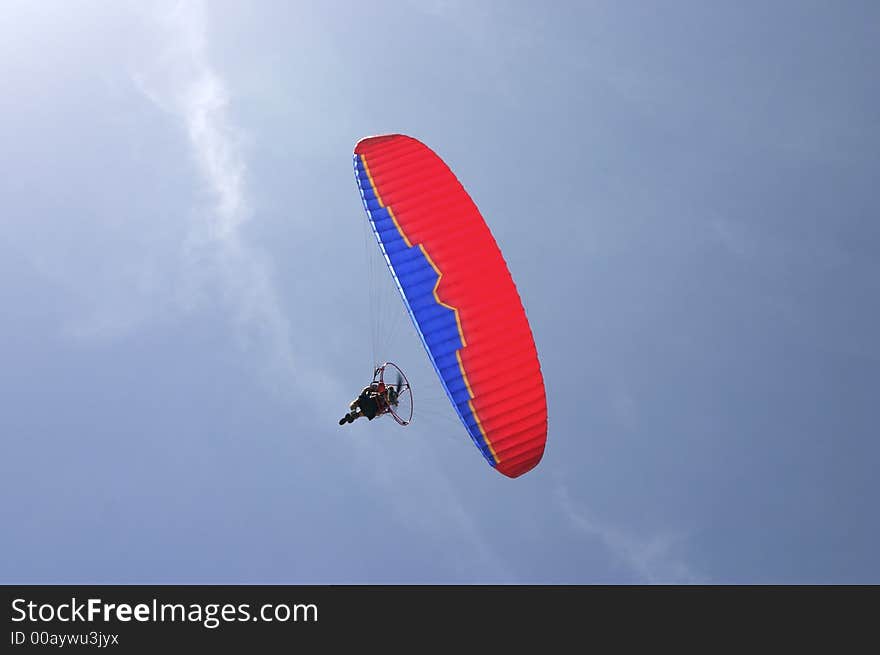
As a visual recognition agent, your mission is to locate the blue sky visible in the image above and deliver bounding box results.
[1,0,878,583]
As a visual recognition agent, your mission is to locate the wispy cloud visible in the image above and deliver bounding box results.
[556,482,704,583]
[342,415,516,582]
[132,1,297,388]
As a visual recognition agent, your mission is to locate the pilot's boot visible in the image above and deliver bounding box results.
[342,409,361,424]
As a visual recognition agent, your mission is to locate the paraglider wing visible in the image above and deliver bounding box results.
[353,134,547,478]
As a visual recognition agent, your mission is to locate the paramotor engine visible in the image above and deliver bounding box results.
[371,361,413,426]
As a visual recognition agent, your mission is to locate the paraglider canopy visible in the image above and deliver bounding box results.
[353,134,547,478]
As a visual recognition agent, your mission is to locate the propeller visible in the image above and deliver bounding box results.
[383,369,403,406]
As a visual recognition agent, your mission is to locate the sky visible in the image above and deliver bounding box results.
[1,0,878,584]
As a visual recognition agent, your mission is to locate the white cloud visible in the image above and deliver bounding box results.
[132,0,297,389]
[556,482,704,583]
